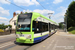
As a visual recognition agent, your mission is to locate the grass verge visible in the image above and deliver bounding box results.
[68,27,75,34]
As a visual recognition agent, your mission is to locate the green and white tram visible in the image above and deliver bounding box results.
[16,12,58,44]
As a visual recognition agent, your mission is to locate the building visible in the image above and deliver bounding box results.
[9,12,18,29]
[9,12,23,29]
[9,12,26,30]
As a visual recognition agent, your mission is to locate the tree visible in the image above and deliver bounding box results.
[68,1,75,20]
[4,25,8,30]
[8,25,12,28]
[0,23,8,31]
[65,1,75,29]
[25,12,27,14]
[0,24,2,29]
[59,23,63,29]
[0,23,5,29]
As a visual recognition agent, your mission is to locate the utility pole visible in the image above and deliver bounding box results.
[64,13,67,33]
[48,13,53,19]
[48,13,53,35]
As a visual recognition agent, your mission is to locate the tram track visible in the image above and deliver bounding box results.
[0,39,16,50]
[0,38,15,44]
[24,44,34,50]
[5,43,33,50]
[24,46,31,50]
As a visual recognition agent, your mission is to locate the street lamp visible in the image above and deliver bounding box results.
[48,13,53,19]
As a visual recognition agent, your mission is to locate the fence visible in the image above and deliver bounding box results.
[0,29,15,36]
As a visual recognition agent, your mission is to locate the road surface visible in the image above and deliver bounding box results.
[0,30,75,50]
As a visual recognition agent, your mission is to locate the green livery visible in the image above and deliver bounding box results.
[16,12,58,44]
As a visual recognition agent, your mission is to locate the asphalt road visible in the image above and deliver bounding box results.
[0,30,75,50]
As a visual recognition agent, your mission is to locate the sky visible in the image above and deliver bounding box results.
[0,0,73,25]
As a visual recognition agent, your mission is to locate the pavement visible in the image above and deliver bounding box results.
[0,30,75,50]
[56,30,75,37]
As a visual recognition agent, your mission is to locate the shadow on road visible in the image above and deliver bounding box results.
[14,41,34,46]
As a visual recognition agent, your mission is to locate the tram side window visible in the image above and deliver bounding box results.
[54,25,55,30]
[52,25,54,30]
[52,26,54,29]
[53,25,54,30]
[32,21,36,32]
[39,22,42,32]
[42,22,48,32]
[42,23,45,32]
[46,23,48,31]
[51,24,52,30]
[32,21,42,33]
[49,23,51,30]
[52,25,53,30]
[33,21,48,33]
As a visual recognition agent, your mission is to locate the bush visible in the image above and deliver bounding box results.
[68,27,75,34]
[68,27,75,31]
[0,29,4,32]
[69,30,75,34]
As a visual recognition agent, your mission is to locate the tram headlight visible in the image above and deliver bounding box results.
[26,35,31,39]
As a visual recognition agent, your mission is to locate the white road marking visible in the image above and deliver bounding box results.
[0,42,14,48]
[0,42,12,46]
[46,40,55,49]
[52,40,58,50]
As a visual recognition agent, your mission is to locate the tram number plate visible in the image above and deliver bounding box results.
[20,35,24,37]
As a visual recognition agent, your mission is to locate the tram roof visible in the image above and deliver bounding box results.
[32,12,58,25]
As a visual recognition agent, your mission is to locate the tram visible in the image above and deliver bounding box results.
[16,12,58,43]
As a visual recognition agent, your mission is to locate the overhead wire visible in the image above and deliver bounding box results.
[5,0,46,12]
[36,0,46,10]
[5,0,26,10]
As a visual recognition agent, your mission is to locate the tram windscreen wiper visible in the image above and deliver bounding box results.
[20,31,22,35]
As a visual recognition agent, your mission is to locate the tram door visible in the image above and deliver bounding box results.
[49,23,51,36]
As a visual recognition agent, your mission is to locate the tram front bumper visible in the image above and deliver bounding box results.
[19,37,26,40]
[16,38,33,44]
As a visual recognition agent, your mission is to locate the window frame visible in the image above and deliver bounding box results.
[32,21,49,34]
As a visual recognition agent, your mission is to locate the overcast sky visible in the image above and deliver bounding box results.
[0,0,73,25]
